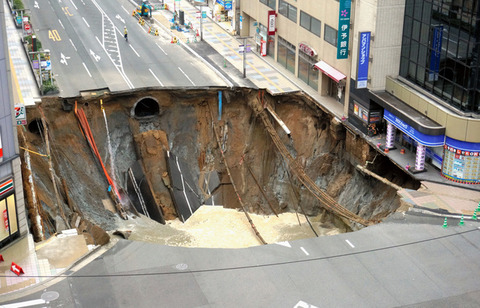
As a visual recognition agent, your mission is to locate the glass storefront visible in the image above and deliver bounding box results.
[0,193,19,245]
[400,0,480,114]
[298,51,318,90]
[277,36,296,74]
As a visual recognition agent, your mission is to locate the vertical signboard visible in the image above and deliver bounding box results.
[268,10,276,35]
[14,105,27,125]
[224,0,232,10]
[429,25,443,81]
[337,0,351,59]
[357,32,371,89]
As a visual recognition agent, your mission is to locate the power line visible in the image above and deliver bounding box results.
[1,228,477,279]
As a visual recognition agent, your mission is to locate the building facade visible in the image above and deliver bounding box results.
[0,5,28,248]
[238,0,480,185]
[349,0,480,184]
[239,0,351,116]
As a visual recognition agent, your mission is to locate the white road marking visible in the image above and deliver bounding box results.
[129,45,140,57]
[82,62,92,77]
[69,0,78,10]
[116,14,125,24]
[69,39,77,51]
[137,22,147,33]
[275,241,291,248]
[58,19,64,29]
[345,239,355,248]
[294,300,319,308]
[178,67,195,86]
[300,247,309,256]
[121,5,129,14]
[149,69,164,86]
[82,17,90,27]
[60,53,70,65]
[1,299,47,307]
[156,43,168,55]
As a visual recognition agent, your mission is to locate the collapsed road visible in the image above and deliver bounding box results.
[19,87,419,247]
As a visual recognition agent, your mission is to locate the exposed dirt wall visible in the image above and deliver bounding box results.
[21,88,418,236]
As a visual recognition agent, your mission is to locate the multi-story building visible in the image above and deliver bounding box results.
[237,0,480,185]
[0,6,28,248]
[239,0,351,115]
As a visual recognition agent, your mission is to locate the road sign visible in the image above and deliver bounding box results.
[196,11,201,19]
[239,44,251,53]
[41,60,52,70]
[10,262,24,276]
[24,23,31,31]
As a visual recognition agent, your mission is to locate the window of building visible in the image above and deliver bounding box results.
[400,0,480,114]
[260,0,276,9]
[298,52,318,90]
[324,24,337,46]
[300,11,321,37]
[277,36,296,74]
[279,1,297,23]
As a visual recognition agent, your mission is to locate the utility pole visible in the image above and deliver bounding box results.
[194,1,208,41]
[238,36,252,78]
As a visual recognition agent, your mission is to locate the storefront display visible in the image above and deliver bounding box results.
[442,143,480,184]
[0,178,18,245]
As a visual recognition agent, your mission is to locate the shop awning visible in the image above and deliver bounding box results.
[314,61,346,83]
[371,91,446,147]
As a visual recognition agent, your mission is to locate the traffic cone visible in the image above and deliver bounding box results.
[459,214,464,226]
[442,217,448,228]
[148,27,151,34]
[196,29,199,37]
[171,37,174,43]
[473,210,477,220]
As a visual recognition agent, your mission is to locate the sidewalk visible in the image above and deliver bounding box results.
[3,0,40,106]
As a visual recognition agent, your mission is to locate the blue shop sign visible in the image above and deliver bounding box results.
[224,0,232,10]
[357,32,370,89]
[384,110,444,147]
[445,137,480,152]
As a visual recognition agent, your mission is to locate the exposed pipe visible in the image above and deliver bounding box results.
[356,165,402,191]
[265,105,291,136]
[246,164,279,217]
[38,106,70,229]
[19,128,45,241]
[208,104,267,245]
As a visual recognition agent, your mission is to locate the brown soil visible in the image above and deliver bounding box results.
[20,88,419,245]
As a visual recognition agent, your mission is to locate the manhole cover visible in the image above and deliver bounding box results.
[41,291,60,302]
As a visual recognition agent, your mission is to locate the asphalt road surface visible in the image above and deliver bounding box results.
[23,0,227,97]
[2,213,480,307]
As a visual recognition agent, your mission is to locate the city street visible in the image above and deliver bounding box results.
[23,0,227,96]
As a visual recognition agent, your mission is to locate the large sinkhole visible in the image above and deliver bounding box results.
[21,89,419,247]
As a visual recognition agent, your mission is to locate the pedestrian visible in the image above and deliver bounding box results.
[124,26,128,41]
